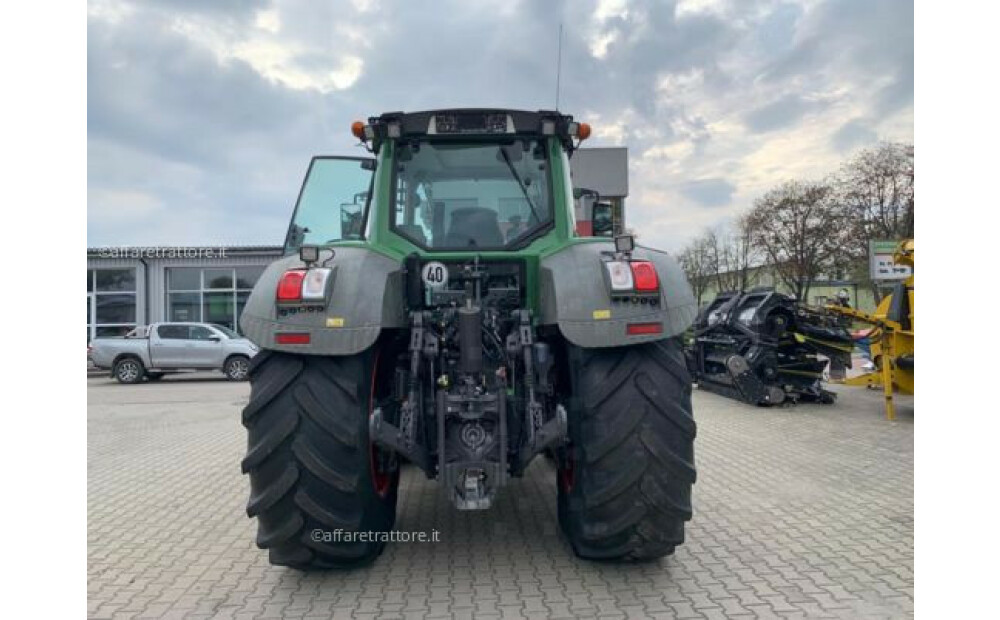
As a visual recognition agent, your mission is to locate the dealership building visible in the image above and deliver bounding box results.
[86,246,283,342]
[85,148,629,342]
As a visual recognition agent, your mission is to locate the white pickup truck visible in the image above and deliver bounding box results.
[89,322,259,384]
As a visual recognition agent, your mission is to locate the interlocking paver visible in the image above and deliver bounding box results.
[89,374,913,619]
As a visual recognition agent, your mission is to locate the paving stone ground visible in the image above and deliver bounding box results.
[88,372,913,619]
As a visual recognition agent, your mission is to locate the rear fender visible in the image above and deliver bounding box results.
[538,241,697,347]
[240,247,406,355]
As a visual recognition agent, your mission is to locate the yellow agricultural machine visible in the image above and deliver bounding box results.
[828,239,914,419]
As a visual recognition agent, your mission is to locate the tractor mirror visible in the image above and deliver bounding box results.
[340,203,364,240]
[591,202,614,237]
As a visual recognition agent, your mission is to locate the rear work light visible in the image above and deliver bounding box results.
[275,332,311,345]
[276,268,332,303]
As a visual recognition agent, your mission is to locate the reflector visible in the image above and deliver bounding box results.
[275,332,311,345]
[626,322,662,335]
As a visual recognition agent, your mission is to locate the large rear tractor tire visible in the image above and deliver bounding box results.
[557,338,696,561]
[241,348,400,570]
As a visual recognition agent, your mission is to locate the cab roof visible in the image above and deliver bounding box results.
[361,109,582,153]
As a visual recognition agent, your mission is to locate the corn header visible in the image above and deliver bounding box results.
[686,289,853,406]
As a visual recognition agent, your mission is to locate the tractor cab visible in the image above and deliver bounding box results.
[283,110,592,256]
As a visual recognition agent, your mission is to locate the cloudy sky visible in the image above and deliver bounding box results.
[87,0,913,252]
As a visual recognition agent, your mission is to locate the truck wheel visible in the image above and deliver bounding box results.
[224,355,250,381]
[113,357,145,384]
[557,338,696,561]
[241,348,400,569]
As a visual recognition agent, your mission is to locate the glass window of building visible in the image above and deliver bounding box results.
[166,267,264,332]
[87,268,137,342]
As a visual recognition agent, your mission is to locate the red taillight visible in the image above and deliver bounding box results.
[276,269,306,301]
[627,322,663,336]
[630,261,659,292]
[275,332,311,345]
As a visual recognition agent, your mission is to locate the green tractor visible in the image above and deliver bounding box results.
[239,109,699,569]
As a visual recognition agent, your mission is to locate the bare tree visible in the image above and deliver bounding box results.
[678,218,760,305]
[702,228,724,290]
[712,215,759,292]
[677,234,714,306]
[745,180,851,301]
[837,142,914,299]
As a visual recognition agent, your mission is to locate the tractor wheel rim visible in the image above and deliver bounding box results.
[368,350,392,498]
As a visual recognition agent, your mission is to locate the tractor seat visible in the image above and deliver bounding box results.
[443,207,504,248]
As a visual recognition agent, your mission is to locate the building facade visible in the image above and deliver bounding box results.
[86,246,282,342]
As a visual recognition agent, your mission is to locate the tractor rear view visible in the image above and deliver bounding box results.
[238,109,699,569]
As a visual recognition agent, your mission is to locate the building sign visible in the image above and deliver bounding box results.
[869,240,913,281]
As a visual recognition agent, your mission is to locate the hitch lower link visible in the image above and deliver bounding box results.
[507,309,569,469]
[369,313,434,474]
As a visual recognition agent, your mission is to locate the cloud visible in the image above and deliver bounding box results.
[743,94,820,133]
[831,118,877,152]
[677,178,736,207]
[88,0,913,252]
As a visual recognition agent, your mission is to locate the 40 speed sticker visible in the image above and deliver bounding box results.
[421,261,449,289]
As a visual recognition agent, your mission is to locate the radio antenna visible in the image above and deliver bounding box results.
[555,23,563,110]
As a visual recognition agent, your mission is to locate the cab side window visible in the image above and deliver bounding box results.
[189,326,216,341]
[157,325,190,340]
